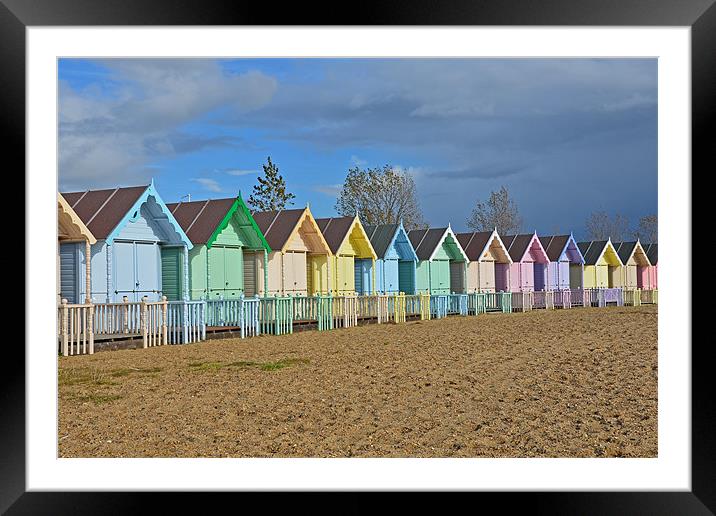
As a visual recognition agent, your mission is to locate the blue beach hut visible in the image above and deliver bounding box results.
[362,221,418,294]
[60,180,193,303]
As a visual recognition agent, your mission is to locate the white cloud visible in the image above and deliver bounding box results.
[192,178,223,192]
[59,59,278,189]
[224,169,258,176]
[313,184,342,197]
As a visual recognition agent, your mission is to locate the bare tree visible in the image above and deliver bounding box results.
[335,165,427,230]
[585,211,630,241]
[466,186,522,234]
[634,214,657,243]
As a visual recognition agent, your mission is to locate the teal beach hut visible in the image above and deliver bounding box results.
[60,181,193,303]
[363,221,418,295]
[408,225,469,294]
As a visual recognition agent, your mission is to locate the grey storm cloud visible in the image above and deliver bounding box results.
[59,58,656,236]
[428,163,530,181]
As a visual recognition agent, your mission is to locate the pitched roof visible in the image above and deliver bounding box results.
[167,198,236,245]
[538,234,570,262]
[251,208,306,251]
[643,243,658,265]
[58,193,96,244]
[315,216,356,254]
[455,231,492,261]
[577,241,592,260]
[502,233,536,262]
[60,185,148,239]
[364,223,399,259]
[408,228,447,260]
[613,241,638,265]
[577,240,609,265]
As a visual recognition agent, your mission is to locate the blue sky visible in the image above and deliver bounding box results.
[58,58,657,238]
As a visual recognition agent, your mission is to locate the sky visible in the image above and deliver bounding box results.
[58,58,657,239]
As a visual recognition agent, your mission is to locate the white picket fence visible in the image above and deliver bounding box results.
[58,296,169,356]
[57,301,94,356]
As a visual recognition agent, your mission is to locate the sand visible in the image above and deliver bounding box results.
[58,305,657,457]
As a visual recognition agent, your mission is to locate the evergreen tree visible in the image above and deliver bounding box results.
[247,157,296,211]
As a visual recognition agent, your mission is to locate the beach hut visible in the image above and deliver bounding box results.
[315,216,377,295]
[58,193,97,304]
[60,181,193,303]
[408,226,469,294]
[613,240,652,289]
[251,206,332,296]
[641,243,658,289]
[364,222,418,295]
[167,193,271,300]
[501,232,550,292]
[577,239,624,289]
[455,230,512,292]
[538,233,584,290]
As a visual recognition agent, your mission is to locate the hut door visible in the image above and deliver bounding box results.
[494,263,509,292]
[569,264,582,289]
[479,261,496,292]
[534,263,547,291]
[243,250,257,297]
[354,259,364,294]
[637,266,648,289]
[306,257,314,296]
[208,246,226,299]
[355,258,373,294]
[398,260,414,295]
[160,247,183,301]
[596,265,608,288]
[626,265,637,288]
[384,258,399,293]
[114,241,137,302]
[450,262,464,293]
[431,260,449,294]
[607,266,619,288]
[59,242,79,304]
[135,242,160,301]
[286,252,307,295]
[223,246,242,299]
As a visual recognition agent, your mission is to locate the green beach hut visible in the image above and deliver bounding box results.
[167,193,271,300]
[408,225,469,294]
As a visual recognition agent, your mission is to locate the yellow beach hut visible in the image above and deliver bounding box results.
[577,239,624,288]
[252,206,332,296]
[315,216,377,295]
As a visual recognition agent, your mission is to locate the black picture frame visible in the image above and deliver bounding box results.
[4,0,706,512]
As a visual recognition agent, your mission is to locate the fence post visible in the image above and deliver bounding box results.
[239,293,245,339]
[88,302,95,354]
[141,295,149,348]
[122,296,130,334]
[161,296,168,345]
[61,298,69,356]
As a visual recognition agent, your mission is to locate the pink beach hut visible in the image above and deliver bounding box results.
[641,243,658,289]
[501,232,550,292]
